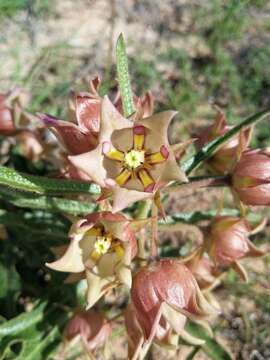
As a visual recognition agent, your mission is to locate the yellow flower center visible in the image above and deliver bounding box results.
[94,236,112,255]
[124,150,145,169]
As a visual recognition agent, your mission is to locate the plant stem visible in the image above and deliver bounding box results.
[151,202,158,257]
[163,175,230,194]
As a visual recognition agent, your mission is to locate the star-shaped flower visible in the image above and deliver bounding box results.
[69,96,187,212]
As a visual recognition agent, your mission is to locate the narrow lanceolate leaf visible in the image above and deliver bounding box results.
[2,193,97,215]
[116,33,135,117]
[185,322,232,360]
[182,108,270,175]
[0,302,46,338]
[0,166,100,196]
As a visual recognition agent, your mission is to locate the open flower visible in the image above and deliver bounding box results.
[46,212,137,308]
[232,149,270,206]
[130,259,216,359]
[196,110,251,174]
[69,96,187,212]
[64,309,111,352]
[206,216,264,280]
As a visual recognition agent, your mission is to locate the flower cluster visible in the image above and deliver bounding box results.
[1,72,269,359]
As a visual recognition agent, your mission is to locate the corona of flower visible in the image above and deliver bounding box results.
[46,212,137,308]
[69,96,187,212]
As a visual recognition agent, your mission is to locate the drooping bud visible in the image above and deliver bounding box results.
[206,216,264,280]
[64,309,111,351]
[130,259,216,358]
[195,111,250,174]
[232,149,270,206]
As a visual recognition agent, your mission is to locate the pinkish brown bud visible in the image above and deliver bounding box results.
[0,94,16,136]
[186,254,218,290]
[206,216,264,280]
[232,149,270,206]
[131,259,215,345]
[196,111,250,174]
[64,309,111,351]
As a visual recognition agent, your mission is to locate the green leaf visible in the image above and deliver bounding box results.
[0,262,21,306]
[1,193,97,215]
[116,33,135,117]
[0,302,46,338]
[182,107,270,175]
[186,322,232,360]
[0,166,100,196]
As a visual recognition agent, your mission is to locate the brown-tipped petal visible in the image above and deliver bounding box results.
[69,144,107,188]
[112,187,152,213]
[141,91,154,118]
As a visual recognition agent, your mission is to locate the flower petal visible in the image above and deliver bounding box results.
[86,270,112,308]
[46,235,85,273]
[69,144,107,187]
[100,96,133,142]
[76,95,100,134]
[112,187,152,213]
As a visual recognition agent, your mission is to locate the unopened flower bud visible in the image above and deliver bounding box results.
[206,216,264,280]
[130,259,216,358]
[232,149,270,206]
[196,111,250,174]
[64,309,111,351]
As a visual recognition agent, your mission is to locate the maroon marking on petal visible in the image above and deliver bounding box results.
[144,182,156,193]
[160,145,169,159]
[102,141,111,155]
[134,125,145,135]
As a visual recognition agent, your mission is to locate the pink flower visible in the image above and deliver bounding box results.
[69,96,187,212]
[46,212,137,308]
[64,309,111,352]
[232,149,270,206]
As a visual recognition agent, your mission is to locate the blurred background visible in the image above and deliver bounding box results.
[1,0,270,359]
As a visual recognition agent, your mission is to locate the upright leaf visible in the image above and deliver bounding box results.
[116,33,135,117]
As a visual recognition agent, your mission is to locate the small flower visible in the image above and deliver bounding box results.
[46,212,137,308]
[69,96,187,212]
[64,309,111,352]
[196,110,250,174]
[206,216,264,280]
[232,149,270,206]
[129,259,216,359]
